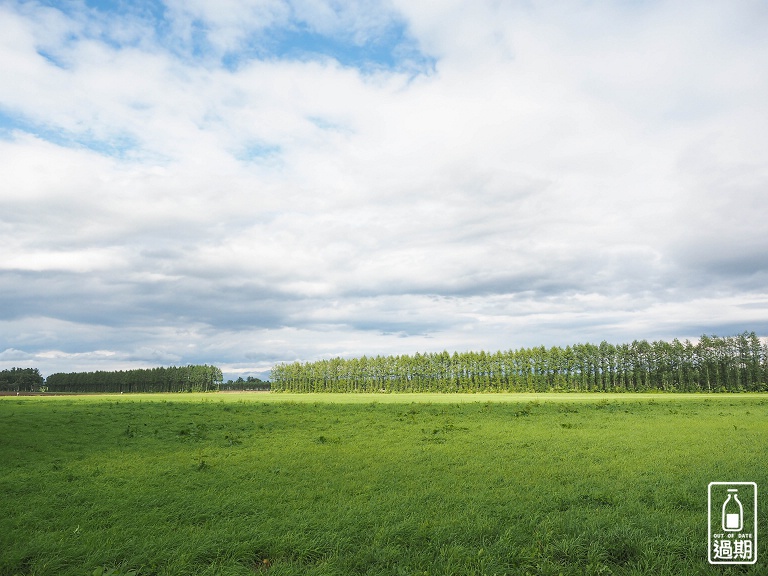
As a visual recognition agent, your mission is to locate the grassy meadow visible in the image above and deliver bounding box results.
[1,393,767,575]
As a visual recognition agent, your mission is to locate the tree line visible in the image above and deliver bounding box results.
[0,368,45,392]
[45,365,223,393]
[270,332,768,393]
[220,376,270,391]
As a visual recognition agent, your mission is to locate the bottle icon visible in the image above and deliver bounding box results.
[722,488,743,532]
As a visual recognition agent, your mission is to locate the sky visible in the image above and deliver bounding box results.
[1,0,768,381]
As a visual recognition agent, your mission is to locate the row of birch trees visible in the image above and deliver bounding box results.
[45,365,223,393]
[270,332,768,393]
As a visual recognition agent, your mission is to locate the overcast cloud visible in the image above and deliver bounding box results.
[2,0,767,380]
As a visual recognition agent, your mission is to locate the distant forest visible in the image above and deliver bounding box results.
[220,375,270,391]
[270,332,768,393]
[45,365,225,393]
[0,368,44,392]
[0,366,270,393]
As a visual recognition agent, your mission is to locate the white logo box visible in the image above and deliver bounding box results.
[708,482,757,565]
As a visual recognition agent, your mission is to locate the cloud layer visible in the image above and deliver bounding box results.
[2,1,768,379]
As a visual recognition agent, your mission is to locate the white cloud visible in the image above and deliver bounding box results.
[164,0,289,55]
[0,348,34,361]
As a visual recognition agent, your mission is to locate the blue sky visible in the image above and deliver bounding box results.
[2,0,768,380]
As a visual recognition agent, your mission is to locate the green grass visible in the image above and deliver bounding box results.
[1,393,767,575]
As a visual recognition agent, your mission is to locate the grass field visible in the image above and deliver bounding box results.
[1,393,767,575]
